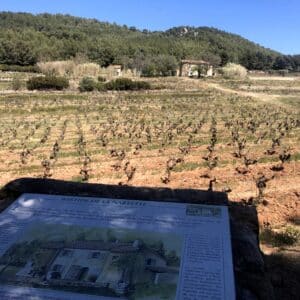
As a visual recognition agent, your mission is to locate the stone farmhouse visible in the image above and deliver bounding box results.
[179,59,214,77]
[16,239,179,296]
[99,64,122,78]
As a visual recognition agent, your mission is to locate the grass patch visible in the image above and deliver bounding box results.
[277,96,300,109]
[71,175,84,183]
[0,81,10,90]
[258,152,300,164]
[173,162,200,172]
[260,226,300,247]
[0,93,87,102]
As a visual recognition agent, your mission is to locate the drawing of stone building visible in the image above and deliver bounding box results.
[16,239,179,296]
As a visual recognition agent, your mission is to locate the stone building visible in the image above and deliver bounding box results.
[105,65,122,77]
[179,59,214,77]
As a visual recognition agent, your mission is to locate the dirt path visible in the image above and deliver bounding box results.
[206,82,281,103]
[178,76,286,106]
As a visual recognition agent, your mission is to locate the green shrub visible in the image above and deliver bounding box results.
[105,78,151,91]
[105,78,131,90]
[260,226,300,247]
[78,77,150,92]
[27,76,69,90]
[11,76,23,91]
[140,54,178,77]
[275,226,300,245]
[133,80,151,90]
[0,64,40,73]
[79,77,96,92]
[96,82,107,92]
[97,76,106,82]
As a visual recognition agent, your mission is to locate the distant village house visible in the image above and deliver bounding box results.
[102,64,122,78]
[179,59,214,78]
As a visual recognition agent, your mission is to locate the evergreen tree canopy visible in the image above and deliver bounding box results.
[0,12,299,71]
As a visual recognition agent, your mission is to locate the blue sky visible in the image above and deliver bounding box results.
[1,0,299,54]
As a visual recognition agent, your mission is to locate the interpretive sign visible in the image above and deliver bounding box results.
[0,193,235,299]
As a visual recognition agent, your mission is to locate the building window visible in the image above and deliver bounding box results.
[146,258,156,266]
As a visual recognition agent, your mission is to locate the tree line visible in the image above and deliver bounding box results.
[0,12,299,74]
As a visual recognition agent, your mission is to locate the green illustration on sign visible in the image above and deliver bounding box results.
[0,223,183,299]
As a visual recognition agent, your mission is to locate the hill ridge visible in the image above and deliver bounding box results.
[0,11,298,71]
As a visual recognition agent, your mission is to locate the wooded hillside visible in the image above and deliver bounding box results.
[0,12,299,72]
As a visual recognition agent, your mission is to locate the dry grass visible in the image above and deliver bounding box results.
[73,63,101,78]
[38,61,101,79]
[221,63,248,79]
[38,60,76,77]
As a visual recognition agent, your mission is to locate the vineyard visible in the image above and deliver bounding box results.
[0,78,299,229]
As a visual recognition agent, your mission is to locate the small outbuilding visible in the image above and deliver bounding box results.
[98,64,123,80]
[179,59,214,78]
[106,65,122,77]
